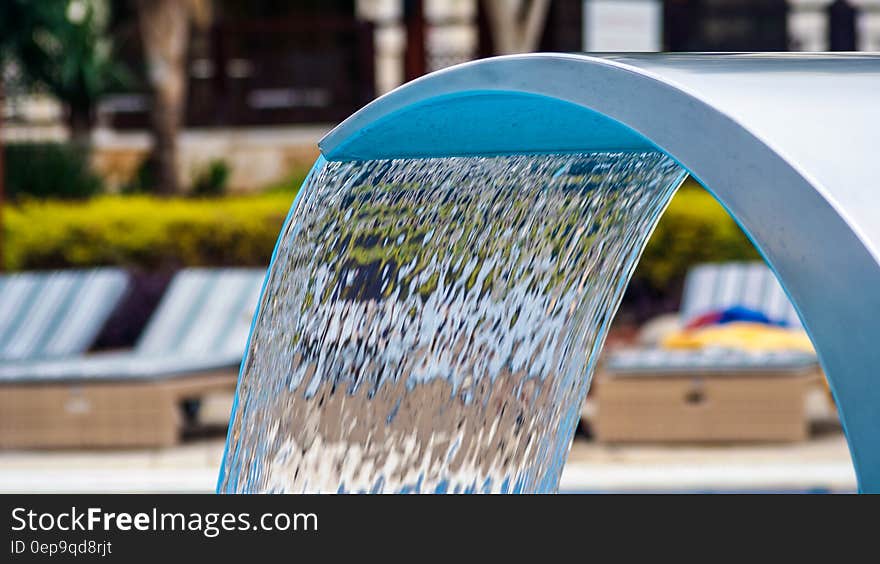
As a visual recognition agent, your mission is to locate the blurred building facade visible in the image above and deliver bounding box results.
[6,0,880,133]
[3,0,879,189]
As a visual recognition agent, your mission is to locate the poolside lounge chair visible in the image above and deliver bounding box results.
[608,262,815,370]
[0,268,265,448]
[0,269,130,362]
[596,262,823,443]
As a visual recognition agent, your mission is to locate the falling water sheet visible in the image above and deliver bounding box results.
[219,152,685,493]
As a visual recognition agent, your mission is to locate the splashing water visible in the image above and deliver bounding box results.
[219,152,685,493]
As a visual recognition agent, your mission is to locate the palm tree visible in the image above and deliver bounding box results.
[481,0,550,55]
[0,0,128,145]
[134,0,210,195]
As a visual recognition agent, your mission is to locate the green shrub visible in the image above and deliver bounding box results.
[637,179,759,291]
[191,159,232,197]
[3,193,295,271]
[120,157,155,195]
[264,168,311,194]
[3,142,103,200]
[2,179,758,300]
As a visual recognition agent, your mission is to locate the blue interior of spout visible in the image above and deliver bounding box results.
[319,91,659,161]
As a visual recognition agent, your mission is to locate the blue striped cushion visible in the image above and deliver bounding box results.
[0,352,246,382]
[606,348,817,375]
[0,269,129,361]
[135,268,265,358]
[0,268,265,382]
[679,262,802,328]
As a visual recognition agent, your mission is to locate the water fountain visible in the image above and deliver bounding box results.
[218,53,880,493]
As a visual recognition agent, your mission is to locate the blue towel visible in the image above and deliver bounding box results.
[716,305,789,327]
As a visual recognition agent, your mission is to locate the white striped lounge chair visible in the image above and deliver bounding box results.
[606,262,819,376]
[0,268,265,448]
[0,268,130,362]
[596,262,823,444]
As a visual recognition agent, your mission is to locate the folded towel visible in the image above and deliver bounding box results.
[685,305,789,330]
[662,321,814,353]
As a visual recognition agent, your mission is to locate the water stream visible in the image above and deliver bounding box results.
[219,152,685,493]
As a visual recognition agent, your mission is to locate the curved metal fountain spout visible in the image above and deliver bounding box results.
[315,53,880,492]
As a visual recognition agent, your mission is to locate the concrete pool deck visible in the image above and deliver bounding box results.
[563,432,855,493]
[0,389,854,493]
[0,432,855,494]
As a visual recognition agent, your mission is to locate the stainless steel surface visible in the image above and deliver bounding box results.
[318,53,880,491]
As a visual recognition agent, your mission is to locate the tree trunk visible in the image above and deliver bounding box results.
[404,0,427,81]
[136,0,190,195]
[67,104,95,148]
[481,0,550,54]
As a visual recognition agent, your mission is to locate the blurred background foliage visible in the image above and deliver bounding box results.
[3,142,104,199]
[626,177,760,317]
[0,0,758,315]
[1,174,758,311]
[3,192,293,271]
[640,177,760,290]
[0,0,130,142]
[191,159,232,197]
[0,1,760,314]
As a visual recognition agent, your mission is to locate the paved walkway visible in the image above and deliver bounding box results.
[561,432,855,492]
[0,387,854,493]
[0,432,855,493]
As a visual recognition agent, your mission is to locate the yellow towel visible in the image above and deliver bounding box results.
[662,321,814,353]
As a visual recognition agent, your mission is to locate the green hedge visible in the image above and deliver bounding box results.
[639,179,760,291]
[2,180,758,294]
[4,143,104,200]
[3,194,295,271]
